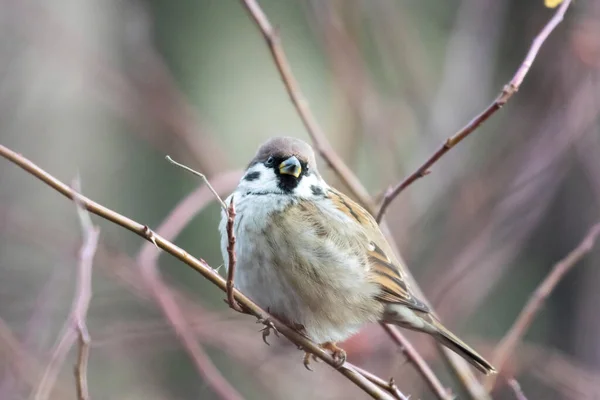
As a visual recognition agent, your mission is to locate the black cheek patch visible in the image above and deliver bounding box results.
[244,171,261,181]
[310,185,324,196]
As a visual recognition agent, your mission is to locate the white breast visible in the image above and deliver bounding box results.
[219,191,298,319]
[218,189,382,344]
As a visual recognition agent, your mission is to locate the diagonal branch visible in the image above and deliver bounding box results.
[381,323,452,400]
[0,144,398,400]
[488,222,600,390]
[239,0,372,208]
[376,0,573,222]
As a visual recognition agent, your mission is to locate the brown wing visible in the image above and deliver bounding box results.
[328,189,430,313]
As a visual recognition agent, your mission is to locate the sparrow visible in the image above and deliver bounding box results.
[219,136,495,375]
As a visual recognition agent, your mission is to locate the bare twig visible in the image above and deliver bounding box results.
[0,145,396,400]
[381,323,452,400]
[508,379,528,400]
[34,179,100,400]
[166,155,228,211]
[71,179,96,400]
[225,197,244,312]
[239,0,372,208]
[139,169,242,248]
[376,0,573,222]
[74,330,90,400]
[350,365,410,400]
[165,156,243,312]
[488,222,600,389]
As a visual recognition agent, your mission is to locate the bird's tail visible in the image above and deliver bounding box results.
[429,317,496,375]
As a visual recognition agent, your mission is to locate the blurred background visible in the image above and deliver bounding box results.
[0,0,599,399]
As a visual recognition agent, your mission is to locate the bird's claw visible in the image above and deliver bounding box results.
[303,342,346,371]
[257,318,279,345]
[331,350,346,368]
[303,351,321,371]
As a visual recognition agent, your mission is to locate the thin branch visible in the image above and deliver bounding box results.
[381,323,452,400]
[376,0,573,222]
[225,197,244,312]
[165,156,242,311]
[487,222,600,389]
[239,0,372,208]
[71,179,96,400]
[0,145,396,400]
[139,169,242,248]
[166,155,228,211]
[350,365,410,400]
[74,329,90,400]
[34,179,100,400]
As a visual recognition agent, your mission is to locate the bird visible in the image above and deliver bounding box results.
[219,136,496,375]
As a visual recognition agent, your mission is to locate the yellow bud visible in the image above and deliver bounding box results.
[545,0,564,8]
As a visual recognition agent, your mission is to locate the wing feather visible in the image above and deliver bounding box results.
[328,189,430,313]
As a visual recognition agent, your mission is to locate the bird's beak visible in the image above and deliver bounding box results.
[279,156,302,178]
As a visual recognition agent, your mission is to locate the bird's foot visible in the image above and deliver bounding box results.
[302,351,321,371]
[321,342,346,368]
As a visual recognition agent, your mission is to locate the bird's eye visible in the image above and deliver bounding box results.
[265,156,274,166]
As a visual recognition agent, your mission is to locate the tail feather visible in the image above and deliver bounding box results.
[430,318,496,375]
[385,306,496,374]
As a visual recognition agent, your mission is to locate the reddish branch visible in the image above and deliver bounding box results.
[71,183,97,400]
[225,197,244,312]
[376,0,574,222]
[381,323,452,400]
[488,222,600,389]
[239,0,372,209]
[34,181,100,400]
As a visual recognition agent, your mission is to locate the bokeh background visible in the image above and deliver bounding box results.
[1,0,599,399]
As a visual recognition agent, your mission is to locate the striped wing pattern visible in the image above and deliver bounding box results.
[328,189,430,313]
